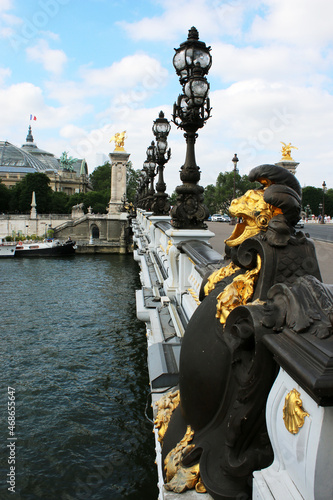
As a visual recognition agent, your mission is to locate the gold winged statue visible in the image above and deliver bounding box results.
[280,141,297,161]
[110,131,126,152]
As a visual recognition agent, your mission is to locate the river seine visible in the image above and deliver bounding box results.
[0,255,158,499]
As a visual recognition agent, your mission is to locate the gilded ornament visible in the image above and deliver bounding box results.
[283,389,309,434]
[204,261,240,296]
[164,425,206,493]
[109,131,127,151]
[154,390,180,443]
[188,288,200,305]
[216,255,262,324]
[166,239,172,255]
[225,189,282,247]
[280,141,298,162]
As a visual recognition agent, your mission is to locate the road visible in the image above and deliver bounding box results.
[207,221,333,284]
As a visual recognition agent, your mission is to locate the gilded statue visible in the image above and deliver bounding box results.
[110,131,127,151]
[280,141,298,161]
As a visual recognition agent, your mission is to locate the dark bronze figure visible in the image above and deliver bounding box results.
[158,164,328,499]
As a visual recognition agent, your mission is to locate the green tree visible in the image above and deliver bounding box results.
[126,162,141,203]
[50,191,70,214]
[84,191,109,214]
[11,173,53,213]
[65,192,86,213]
[0,181,10,212]
[204,172,255,215]
[302,186,333,217]
[89,160,140,205]
[89,162,111,192]
[203,184,216,215]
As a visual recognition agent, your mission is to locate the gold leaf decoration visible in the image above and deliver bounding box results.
[216,255,262,324]
[283,389,309,434]
[204,261,240,296]
[164,426,206,494]
[154,390,180,443]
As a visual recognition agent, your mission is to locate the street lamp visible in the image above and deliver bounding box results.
[151,111,171,215]
[305,204,311,221]
[321,181,327,224]
[230,153,239,225]
[171,27,212,229]
[145,142,157,212]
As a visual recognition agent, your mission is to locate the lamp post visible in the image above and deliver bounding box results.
[171,26,212,229]
[151,111,171,215]
[145,142,157,212]
[230,153,239,225]
[321,181,327,224]
[141,162,150,210]
[305,204,311,221]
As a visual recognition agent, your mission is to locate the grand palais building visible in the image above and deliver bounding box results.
[0,126,91,194]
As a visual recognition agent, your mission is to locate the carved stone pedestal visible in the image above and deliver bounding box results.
[253,369,333,500]
[275,160,299,176]
[108,151,130,215]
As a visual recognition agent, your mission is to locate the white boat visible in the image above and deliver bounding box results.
[0,239,16,257]
[14,239,76,257]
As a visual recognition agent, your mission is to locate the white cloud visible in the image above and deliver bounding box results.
[81,54,168,92]
[0,66,11,84]
[250,0,333,48]
[119,0,248,43]
[26,39,67,75]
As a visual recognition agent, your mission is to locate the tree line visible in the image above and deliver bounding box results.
[202,172,333,218]
[0,162,332,217]
[0,162,140,214]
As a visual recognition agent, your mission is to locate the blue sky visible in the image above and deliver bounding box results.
[1,0,333,196]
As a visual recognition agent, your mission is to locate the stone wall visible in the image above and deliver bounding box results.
[0,214,70,239]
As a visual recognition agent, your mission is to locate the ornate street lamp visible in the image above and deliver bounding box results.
[321,181,327,224]
[305,204,311,221]
[151,111,171,215]
[171,27,212,229]
[145,142,157,212]
[140,162,150,209]
[230,153,239,225]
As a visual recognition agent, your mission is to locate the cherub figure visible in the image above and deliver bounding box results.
[280,141,298,161]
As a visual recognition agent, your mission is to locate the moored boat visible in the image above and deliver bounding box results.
[0,239,16,257]
[14,239,76,257]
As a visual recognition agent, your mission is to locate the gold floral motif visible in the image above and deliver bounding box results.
[204,261,240,296]
[164,426,206,494]
[216,255,262,324]
[154,390,180,443]
[283,389,309,434]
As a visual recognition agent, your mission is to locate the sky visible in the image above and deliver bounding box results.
[1,0,333,196]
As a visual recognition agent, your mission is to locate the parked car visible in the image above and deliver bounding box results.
[295,219,305,228]
[211,214,223,222]
[222,215,231,222]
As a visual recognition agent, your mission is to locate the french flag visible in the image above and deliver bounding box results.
[30,115,37,121]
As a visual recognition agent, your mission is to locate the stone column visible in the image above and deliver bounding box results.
[275,160,299,175]
[108,151,130,215]
[30,191,37,219]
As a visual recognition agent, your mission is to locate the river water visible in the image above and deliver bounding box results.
[0,255,158,500]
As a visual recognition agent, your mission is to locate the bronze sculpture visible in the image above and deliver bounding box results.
[157,164,328,499]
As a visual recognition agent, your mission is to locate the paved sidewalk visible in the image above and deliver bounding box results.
[207,222,333,284]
